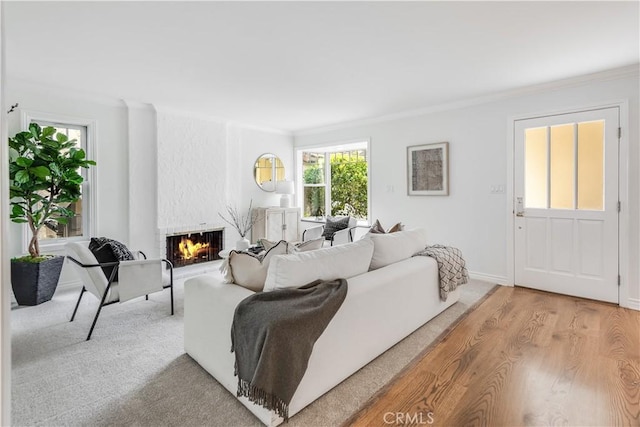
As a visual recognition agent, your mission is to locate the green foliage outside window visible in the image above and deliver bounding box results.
[303,165,323,184]
[330,156,368,219]
[303,166,324,217]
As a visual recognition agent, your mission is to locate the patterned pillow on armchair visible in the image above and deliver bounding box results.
[322,216,351,240]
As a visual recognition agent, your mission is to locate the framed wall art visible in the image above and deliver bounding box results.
[407,142,449,196]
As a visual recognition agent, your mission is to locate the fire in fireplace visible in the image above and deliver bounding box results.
[166,228,223,268]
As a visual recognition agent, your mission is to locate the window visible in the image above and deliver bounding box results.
[524,120,605,211]
[298,141,369,222]
[23,113,96,247]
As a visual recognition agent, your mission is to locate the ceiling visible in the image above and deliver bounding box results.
[4,1,639,133]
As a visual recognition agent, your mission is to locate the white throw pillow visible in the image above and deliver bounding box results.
[291,237,324,252]
[262,238,324,253]
[263,238,374,291]
[367,228,427,270]
[223,240,288,292]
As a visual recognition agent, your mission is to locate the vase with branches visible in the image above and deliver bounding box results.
[218,200,260,250]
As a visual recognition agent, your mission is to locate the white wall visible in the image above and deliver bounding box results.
[294,73,640,307]
[239,126,295,209]
[127,102,158,257]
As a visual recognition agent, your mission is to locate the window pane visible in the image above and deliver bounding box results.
[37,197,83,240]
[68,128,82,144]
[303,186,325,218]
[33,123,86,240]
[550,124,575,209]
[302,152,324,184]
[577,121,604,210]
[330,150,368,219]
[525,127,548,208]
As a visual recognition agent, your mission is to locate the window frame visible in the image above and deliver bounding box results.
[296,139,371,225]
[20,110,98,252]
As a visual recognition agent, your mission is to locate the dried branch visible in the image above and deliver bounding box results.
[218,199,260,238]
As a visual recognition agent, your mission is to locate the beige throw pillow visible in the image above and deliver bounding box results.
[368,219,404,234]
[387,222,404,233]
[223,240,288,292]
[261,239,283,251]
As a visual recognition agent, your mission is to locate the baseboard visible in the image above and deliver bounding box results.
[468,271,510,286]
[627,298,640,311]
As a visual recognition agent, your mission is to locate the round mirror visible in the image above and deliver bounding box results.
[254,153,285,192]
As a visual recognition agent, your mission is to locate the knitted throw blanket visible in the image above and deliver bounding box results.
[231,278,348,421]
[415,245,469,301]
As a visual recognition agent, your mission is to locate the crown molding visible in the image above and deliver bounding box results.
[6,76,127,108]
[122,99,156,111]
[293,64,640,137]
[7,77,292,136]
[153,104,292,136]
[232,122,293,137]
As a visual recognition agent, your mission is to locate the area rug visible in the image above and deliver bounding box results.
[11,272,495,426]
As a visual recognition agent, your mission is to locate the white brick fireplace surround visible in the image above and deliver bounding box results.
[127,105,293,281]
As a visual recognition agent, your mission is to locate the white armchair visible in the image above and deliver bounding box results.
[302,216,358,247]
[65,241,174,340]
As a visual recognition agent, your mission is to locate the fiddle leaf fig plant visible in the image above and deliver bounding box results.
[9,122,96,258]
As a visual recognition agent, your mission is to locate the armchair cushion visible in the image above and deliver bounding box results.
[322,216,350,240]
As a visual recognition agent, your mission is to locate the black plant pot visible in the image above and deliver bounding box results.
[11,256,65,306]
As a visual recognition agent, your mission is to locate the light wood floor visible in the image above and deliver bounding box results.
[347,286,640,427]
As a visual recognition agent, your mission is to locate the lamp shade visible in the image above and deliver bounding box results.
[275,180,295,195]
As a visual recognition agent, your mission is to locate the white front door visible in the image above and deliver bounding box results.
[514,107,619,303]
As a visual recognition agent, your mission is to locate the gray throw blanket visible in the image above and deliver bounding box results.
[231,278,348,421]
[415,245,469,301]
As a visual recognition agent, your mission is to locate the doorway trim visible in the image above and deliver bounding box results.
[506,100,630,308]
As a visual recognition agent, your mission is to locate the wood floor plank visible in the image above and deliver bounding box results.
[600,304,640,426]
[347,286,640,427]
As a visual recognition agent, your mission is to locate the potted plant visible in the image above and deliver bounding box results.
[9,122,96,305]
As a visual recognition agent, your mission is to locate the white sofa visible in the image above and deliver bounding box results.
[184,230,460,426]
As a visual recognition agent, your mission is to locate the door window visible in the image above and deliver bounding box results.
[524,120,604,211]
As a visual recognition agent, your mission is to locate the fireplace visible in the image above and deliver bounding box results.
[165,228,223,268]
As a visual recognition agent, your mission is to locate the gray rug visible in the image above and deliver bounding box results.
[11,269,495,427]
